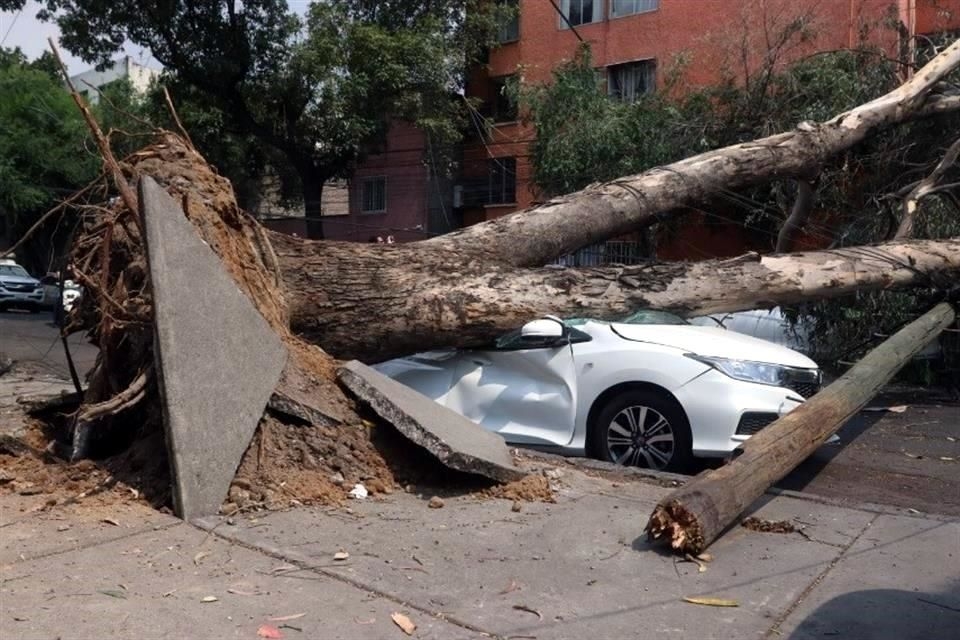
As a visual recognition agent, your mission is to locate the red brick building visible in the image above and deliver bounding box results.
[349,0,959,249]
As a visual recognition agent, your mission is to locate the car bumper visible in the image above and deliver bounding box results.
[673,369,806,457]
[0,290,44,306]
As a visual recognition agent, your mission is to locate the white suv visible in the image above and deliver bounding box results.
[0,260,44,312]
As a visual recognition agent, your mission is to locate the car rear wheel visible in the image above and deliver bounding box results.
[590,390,693,473]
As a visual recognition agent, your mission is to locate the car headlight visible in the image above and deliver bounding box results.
[686,354,790,387]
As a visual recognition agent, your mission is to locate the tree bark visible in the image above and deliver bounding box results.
[273,232,960,361]
[644,302,957,555]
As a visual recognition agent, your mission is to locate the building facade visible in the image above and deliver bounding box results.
[68,56,160,105]
[352,0,959,247]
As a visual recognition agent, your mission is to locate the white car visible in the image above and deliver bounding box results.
[0,261,44,312]
[376,311,821,472]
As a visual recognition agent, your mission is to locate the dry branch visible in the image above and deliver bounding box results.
[645,302,957,555]
[776,179,816,253]
[895,137,960,239]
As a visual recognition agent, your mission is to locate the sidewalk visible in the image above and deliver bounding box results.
[3,463,958,639]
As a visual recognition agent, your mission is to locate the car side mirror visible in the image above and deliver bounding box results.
[520,318,566,342]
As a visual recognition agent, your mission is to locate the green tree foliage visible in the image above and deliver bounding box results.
[0,47,98,270]
[4,0,509,237]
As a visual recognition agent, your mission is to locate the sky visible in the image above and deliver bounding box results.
[0,1,314,74]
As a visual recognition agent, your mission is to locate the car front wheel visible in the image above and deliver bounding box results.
[590,389,693,473]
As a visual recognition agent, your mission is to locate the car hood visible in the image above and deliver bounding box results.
[0,275,39,287]
[609,323,817,369]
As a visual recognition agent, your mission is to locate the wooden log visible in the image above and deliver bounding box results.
[645,302,957,555]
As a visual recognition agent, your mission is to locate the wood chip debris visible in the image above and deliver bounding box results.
[391,612,417,635]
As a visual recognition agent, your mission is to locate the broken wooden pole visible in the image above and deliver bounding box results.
[645,302,957,555]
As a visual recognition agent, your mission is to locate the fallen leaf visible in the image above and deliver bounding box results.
[99,589,127,599]
[947,437,956,442]
[863,405,908,413]
[257,624,283,639]
[512,604,543,620]
[391,612,416,636]
[100,518,120,527]
[904,452,924,459]
[162,589,177,598]
[333,551,350,561]
[907,508,922,515]
[201,596,218,603]
[193,551,209,566]
[269,613,306,622]
[683,596,739,607]
[940,456,955,462]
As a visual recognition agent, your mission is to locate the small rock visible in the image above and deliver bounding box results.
[0,471,15,485]
[228,486,251,508]
[57,524,71,532]
[333,551,350,561]
[348,483,368,500]
[330,471,345,486]
[16,483,43,496]
[511,500,522,513]
[542,468,564,480]
[428,496,444,509]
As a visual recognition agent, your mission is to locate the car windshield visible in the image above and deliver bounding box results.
[619,309,689,325]
[0,265,30,278]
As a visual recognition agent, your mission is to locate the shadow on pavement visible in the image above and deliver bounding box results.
[787,582,960,639]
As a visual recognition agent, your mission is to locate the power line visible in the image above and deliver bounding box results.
[548,0,584,43]
[1,8,22,48]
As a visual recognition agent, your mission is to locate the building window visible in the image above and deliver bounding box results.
[559,0,602,28]
[607,60,656,103]
[360,176,386,213]
[489,76,518,122]
[488,158,517,205]
[496,0,520,43]
[610,0,659,18]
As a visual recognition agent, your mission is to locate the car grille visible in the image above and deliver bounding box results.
[3,283,36,292]
[782,368,821,399]
[736,412,780,435]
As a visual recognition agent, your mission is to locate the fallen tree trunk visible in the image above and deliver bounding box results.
[645,302,957,555]
[275,234,960,361]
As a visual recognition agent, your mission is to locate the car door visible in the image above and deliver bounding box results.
[443,323,582,446]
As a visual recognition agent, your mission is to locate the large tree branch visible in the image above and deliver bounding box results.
[426,38,960,267]
[894,137,960,239]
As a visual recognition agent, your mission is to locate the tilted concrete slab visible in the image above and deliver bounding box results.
[139,177,287,521]
[337,360,525,483]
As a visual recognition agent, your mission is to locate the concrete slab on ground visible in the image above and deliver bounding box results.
[338,360,524,483]
[1,519,483,640]
[201,471,888,640]
[138,176,287,521]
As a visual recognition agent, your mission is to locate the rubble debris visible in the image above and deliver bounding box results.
[682,596,739,607]
[337,361,525,484]
[741,517,797,534]
[138,177,287,520]
[348,484,369,500]
[390,613,416,636]
[428,496,444,509]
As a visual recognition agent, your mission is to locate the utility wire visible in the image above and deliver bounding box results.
[1,8,22,47]
[548,0,584,43]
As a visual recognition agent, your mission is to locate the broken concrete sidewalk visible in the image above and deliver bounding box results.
[337,360,525,483]
[139,176,287,521]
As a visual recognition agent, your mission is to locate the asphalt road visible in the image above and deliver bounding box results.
[0,310,99,379]
[2,312,958,515]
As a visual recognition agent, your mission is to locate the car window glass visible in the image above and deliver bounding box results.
[620,309,688,325]
[0,265,30,278]
[493,326,591,351]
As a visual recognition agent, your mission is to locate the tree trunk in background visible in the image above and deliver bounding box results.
[300,166,326,240]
